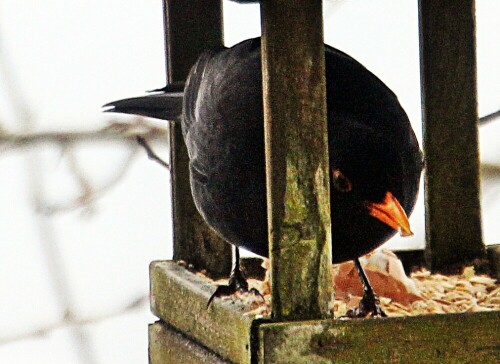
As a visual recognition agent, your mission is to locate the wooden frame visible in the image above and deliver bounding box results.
[149,1,499,363]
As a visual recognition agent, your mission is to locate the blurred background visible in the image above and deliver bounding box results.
[0,1,498,363]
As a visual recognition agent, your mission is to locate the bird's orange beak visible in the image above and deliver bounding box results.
[367,192,413,237]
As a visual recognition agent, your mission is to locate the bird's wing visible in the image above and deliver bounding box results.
[182,39,263,177]
[181,49,221,136]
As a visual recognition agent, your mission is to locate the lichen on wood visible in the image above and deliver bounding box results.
[261,0,333,321]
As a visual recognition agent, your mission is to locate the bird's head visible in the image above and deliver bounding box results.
[331,168,412,238]
[329,119,416,262]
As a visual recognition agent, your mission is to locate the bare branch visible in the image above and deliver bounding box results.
[480,109,500,126]
[64,143,97,213]
[0,118,169,152]
[40,145,140,215]
[481,163,500,179]
[0,295,148,346]
[136,135,170,169]
[0,29,97,364]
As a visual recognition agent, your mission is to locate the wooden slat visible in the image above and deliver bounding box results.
[163,0,223,84]
[396,245,500,278]
[150,258,500,364]
[418,0,485,272]
[149,322,231,364]
[260,0,333,321]
[258,312,500,363]
[163,0,231,278]
[149,261,256,364]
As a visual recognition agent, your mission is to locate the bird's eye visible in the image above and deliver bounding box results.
[332,169,352,193]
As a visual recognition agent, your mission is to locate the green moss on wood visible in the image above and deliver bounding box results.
[261,0,333,321]
[149,322,230,364]
[150,261,255,364]
[148,259,499,364]
[258,312,500,363]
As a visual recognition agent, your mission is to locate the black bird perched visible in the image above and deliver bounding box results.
[105,37,423,317]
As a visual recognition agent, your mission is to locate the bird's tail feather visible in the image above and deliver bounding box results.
[103,85,184,121]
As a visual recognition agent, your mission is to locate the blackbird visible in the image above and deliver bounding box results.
[105,37,423,317]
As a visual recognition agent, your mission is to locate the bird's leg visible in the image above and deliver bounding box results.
[207,247,264,308]
[346,258,387,318]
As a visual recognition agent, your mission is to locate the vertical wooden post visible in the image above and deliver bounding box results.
[418,0,485,272]
[261,0,333,320]
[163,0,231,278]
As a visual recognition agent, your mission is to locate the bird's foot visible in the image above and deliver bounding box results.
[345,291,387,318]
[207,268,264,308]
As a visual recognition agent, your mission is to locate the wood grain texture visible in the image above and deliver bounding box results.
[261,0,333,321]
[258,311,500,363]
[149,322,231,364]
[163,0,231,278]
[418,0,485,272]
[150,261,256,364]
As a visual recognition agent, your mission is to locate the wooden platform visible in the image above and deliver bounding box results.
[149,261,500,363]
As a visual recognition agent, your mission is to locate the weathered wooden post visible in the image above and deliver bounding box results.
[260,0,333,320]
[164,0,231,277]
[418,0,486,272]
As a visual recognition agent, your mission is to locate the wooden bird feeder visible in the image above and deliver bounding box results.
[149,0,500,362]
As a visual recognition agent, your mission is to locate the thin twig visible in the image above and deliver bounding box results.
[0,118,169,152]
[0,29,97,364]
[480,109,500,126]
[40,146,140,215]
[0,295,148,346]
[136,135,170,169]
[481,163,500,179]
[64,143,96,213]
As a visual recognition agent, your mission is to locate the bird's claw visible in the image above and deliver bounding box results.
[248,287,265,303]
[207,269,264,308]
[344,293,387,318]
[207,284,235,308]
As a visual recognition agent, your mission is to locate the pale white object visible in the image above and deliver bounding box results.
[333,249,422,305]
